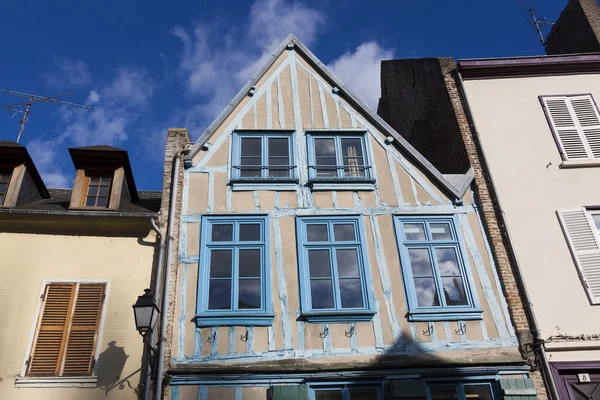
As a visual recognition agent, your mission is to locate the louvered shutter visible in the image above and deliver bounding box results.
[62,284,105,376]
[27,283,105,377]
[28,284,75,376]
[557,209,600,304]
[542,95,600,160]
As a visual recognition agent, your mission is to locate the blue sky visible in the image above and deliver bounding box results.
[0,0,566,190]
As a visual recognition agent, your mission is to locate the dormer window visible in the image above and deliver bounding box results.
[84,174,112,207]
[0,169,12,205]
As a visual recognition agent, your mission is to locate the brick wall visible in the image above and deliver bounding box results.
[158,128,190,399]
[546,0,600,55]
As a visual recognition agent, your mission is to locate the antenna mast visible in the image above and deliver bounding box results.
[0,89,93,143]
[516,0,555,47]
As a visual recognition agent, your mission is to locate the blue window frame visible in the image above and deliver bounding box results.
[309,383,383,400]
[231,131,297,182]
[296,216,375,322]
[427,381,498,400]
[393,215,482,321]
[306,132,374,183]
[195,216,273,326]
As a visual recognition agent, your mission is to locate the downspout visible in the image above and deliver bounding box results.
[456,70,560,400]
[145,216,165,400]
[154,149,187,400]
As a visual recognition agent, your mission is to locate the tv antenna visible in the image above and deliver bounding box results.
[0,89,93,143]
[516,0,555,47]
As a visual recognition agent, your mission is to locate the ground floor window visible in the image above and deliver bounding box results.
[310,384,382,400]
[427,382,496,400]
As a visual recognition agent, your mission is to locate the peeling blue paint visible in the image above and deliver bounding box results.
[273,216,293,350]
[179,264,187,359]
[198,386,208,400]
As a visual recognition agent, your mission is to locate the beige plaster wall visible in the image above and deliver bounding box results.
[463,73,600,353]
[0,223,156,400]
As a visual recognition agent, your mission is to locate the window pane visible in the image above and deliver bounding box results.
[429,386,459,400]
[209,250,233,278]
[349,388,378,400]
[99,186,109,196]
[435,248,461,276]
[268,137,289,157]
[430,223,452,240]
[336,249,360,277]
[339,278,364,308]
[239,224,261,241]
[307,224,328,241]
[334,223,355,241]
[239,249,261,277]
[441,277,467,306]
[268,156,290,178]
[90,177,99,185]
[87,186,98,196]
[241,138,261,156]
[208,280,231,310]
[238,279,261,309]
[414,277,440,307]
[404,223,426,240]
[308,249,332,278]
[342,138,365,178]
[96,197,107,207]
[464,384,494,400]
[240,156,262,178]
[211,224,233,241]
[408,248,434,276]
[86,196,96,207]
[315,138,336,157]
[310,279,334,309]
[592,214,600,232]
[315,390,343,400]
[341,138,363,157]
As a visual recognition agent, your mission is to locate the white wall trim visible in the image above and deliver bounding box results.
[15,376,98,388]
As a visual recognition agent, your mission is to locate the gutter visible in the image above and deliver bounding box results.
[155,148,188,400]
[145,216,165,400]
[0,209,156,219]
[456,69,560,400]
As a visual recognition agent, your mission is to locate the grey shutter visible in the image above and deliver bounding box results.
[499,377,537,399]
[557,208,600,304]
[390,380,427,399]
[542,95,600,160]
[269,385,308,400]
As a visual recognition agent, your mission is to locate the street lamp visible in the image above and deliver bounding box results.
[133,289,159,337]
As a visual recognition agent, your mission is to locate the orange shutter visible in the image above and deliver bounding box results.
[27,283,105,377]
[62,284,105,376]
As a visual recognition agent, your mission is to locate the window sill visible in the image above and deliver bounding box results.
[231,181,298,191]
[15,376,98,388]
[308,180,375,192]
[195,314,274,327]
[560,160,600,168]
[300,311,375,323]
[407,308,483,322]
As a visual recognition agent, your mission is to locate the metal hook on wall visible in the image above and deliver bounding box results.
[422,323,434,337]
[240,332,249,342]
[207,331,217,343]
[319,326,330,339]
[345,326,355,338]
[454,322,467,336]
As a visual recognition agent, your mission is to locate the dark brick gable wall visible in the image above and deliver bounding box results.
[546,0,600,54]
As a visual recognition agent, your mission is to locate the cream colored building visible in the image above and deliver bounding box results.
[0,142,161,399]
[458,54,600,398]
[155,35,539,400]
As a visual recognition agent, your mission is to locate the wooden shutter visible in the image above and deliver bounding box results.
[542,95,600,160]
[500,377,538,399]
[269,385,308,400]
[27,283,105,377]
[557,209,600,304]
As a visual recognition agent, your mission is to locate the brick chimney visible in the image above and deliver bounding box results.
[545,0,600,54]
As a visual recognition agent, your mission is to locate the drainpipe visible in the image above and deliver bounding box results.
[144,216,165,400]
[456,70,560,400]
[154,149,186,400]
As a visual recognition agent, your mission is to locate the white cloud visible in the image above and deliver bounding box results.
[171,0,325,122]
[44,57,92,89]
[26,138,72,188]
[328,42,394,111]
[104,68,156,106]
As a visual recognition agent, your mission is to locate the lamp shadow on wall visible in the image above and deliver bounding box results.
[95,340,140,397]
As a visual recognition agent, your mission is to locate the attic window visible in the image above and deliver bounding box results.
[0,169,12,205]
[84,175,112,207]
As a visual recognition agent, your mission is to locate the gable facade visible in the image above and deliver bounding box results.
[160,36,534,400]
